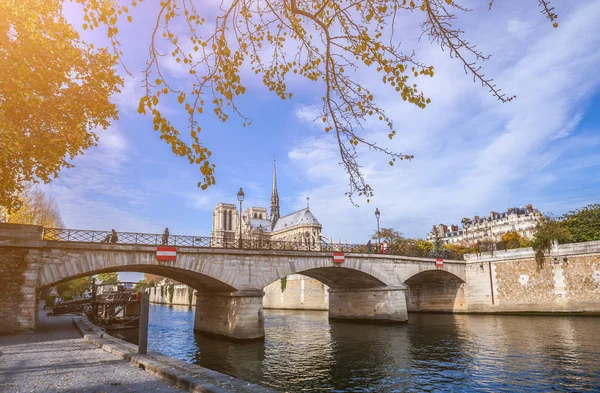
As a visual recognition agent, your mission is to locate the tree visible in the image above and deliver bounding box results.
[143,273,164,286]
[414,239,433,255]
[0,0,122,212]
[499,231,530,250]
[430,225,445,256]
[531,215,571,268]
[1,187,64,228]
[56,276,93,299]
[134,279,147,292]
[65,0,559,204]
[372,227,405,253]
[372,227,404,244]
[96,272,119,284]
[444,243,470,256]
[561,204,600,243]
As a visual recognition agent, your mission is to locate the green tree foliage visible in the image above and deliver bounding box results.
[188,286,194,305]
[96,272,119,284]
[280,276,287,293]
[430,226,445,256]
[56,276,92,299]
[531,216,572,268]
[561,204,600,243]
[134,279,146,292]
[168,284,175,304]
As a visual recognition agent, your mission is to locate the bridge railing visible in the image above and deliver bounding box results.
[42,227,463,260]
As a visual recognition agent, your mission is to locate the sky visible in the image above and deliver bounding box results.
[46,0,600,260]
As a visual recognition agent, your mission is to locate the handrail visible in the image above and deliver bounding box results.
[41,227,463,260]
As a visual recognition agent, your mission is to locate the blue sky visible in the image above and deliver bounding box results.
[47,0,600,259]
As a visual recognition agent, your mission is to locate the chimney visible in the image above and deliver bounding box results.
[526,204,533,212]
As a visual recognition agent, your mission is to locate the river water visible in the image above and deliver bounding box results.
[115,304,600,392]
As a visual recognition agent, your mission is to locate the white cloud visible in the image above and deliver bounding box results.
[288,1,600,242]
[44,125,157,231]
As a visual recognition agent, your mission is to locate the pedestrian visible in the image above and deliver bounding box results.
[381,240,388,254]
[367,239,372,253]
[162,227,170,245]
[101,233,111,243]
[110,229,118,244]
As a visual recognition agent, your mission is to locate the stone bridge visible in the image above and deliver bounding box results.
[1,223,466,339]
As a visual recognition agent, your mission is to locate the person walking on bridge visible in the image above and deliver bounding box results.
[110,229,118,244]
[162,227,170,245]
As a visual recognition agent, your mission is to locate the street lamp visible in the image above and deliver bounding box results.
[237,188,245,248]
[375,208,381,252]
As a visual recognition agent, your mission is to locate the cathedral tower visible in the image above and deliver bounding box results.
[270,158,280,226]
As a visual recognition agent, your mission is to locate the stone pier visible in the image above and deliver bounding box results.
[0,223,43,335]
[328,286,409,323]
[194,290,265,340]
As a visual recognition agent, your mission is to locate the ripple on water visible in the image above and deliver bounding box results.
[116,306,600,393]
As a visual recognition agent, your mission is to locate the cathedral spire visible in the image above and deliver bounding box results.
[270,157,280,225]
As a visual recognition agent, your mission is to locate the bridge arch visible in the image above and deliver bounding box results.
[37,248,238,292]
[251,254,397,291]
[40,264,236,293]
[404,270,467,313]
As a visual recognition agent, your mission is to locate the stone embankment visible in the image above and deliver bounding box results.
[74,317,276,393]
[0,309,183,392]
[465,241,600,313]
[0,307,277,393]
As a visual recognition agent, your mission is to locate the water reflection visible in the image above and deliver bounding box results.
[117,305,600,392]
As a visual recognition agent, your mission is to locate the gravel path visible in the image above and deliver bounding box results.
[0,308,184,393]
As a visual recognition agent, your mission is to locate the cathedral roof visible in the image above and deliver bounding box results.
[272,208,321,232]
[249,218,272,232]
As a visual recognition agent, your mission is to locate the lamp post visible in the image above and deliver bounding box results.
[237,188,245,248]
[375,208,381,253]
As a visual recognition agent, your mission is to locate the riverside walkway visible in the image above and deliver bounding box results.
[0,307,275,393]
[0,307,183,393]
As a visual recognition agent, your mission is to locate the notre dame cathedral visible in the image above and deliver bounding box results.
[211,160,324,246]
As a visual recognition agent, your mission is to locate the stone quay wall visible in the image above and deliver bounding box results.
[464,241,600,313]
[149,284,196,307]
[263,274,329,310]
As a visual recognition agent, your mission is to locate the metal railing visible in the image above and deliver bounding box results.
[42,227,463,260]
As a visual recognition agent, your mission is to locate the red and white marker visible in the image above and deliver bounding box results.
[435,258,444,268]
[156,246,177,261]
[333,252,345,264]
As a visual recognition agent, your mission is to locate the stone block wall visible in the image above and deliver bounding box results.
[405,273,466,313]
[465,242,600,313]
[0,224,43,335]
[194,290,264,340]
[0,248,28,333]
[149,284,196,306]
[329,287,408,322]
[263,274,329,310]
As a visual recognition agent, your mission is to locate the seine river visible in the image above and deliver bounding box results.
[116,304,600,392]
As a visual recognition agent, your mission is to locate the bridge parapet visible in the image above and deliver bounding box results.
[41,226,464,259]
